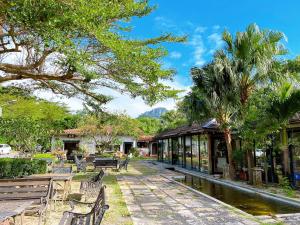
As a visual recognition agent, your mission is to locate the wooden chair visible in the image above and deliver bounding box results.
[0,178,52,225]
[59,186,109,225]
[79,170,104,200]
[119,157,130,171]
[74,155,87,172]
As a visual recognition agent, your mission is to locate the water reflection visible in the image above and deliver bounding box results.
[176,174,300,215]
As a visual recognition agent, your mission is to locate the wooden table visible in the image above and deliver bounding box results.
[0,200,33,224]
[28,173,73,200]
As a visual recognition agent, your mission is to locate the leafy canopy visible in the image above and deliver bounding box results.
[0,0,185,104]
[0,87,78,151]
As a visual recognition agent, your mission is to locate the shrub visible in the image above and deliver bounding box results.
[33,153,55,159]
[0,158,47,178]
[130,147,140,157]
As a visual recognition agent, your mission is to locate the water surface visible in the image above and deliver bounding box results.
[176,174,300,215]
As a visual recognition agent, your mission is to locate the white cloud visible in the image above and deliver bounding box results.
[190,35,206,66]
[19,78,191,118]
[101,79,190,118]
[213,25,221,30]
[208,33,224,54]
[195,26,207,33]
[170,51,182,59]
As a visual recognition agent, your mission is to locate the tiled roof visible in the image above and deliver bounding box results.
[138,135,155,142]
[63,129,82,135]
[154,119,220,139]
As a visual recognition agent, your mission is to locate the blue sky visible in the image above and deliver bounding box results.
[55,0,300,117]
[129,0,300,87]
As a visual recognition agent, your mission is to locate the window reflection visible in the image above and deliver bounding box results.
[185,136,192,169]
[200,135,208,172]
[192,135,200,170]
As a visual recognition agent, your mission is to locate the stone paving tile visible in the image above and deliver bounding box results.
[118,175,260,225]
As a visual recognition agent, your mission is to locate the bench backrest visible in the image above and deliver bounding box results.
[53,166,72,174]
[74,155,87,171]
[0,177,52,204]
[119,158,130,170]
[60,186,108,225]
[93,170,104,182]
[93,159,118,168]
[80,170,105,198]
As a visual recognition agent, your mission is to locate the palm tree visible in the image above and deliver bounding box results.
[222,23,287,107]
[222,24,287,181]
[266,83,300,175]
[191,51,239,179]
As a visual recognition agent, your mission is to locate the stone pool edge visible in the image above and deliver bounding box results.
[152,161,300,208]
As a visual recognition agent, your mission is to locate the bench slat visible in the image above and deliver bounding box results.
[0,186,49,193]
[0,192,47,200]
[0,180,50,187]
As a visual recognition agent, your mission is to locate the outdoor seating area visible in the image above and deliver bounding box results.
[3,1,300,225]
[0,154,131,225]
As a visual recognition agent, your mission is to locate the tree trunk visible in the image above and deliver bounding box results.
[246,149,254,184]
[224,128,235,180]
[282,126,290,175]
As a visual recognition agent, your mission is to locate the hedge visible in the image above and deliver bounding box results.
[0,158,47,178]
[33,153,55,160]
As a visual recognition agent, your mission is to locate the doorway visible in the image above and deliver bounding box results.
[151,142,158,155]
[212,138,227,174]
[124,142,133,154]
[64,141,80,160]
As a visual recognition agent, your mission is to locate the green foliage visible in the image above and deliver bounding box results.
[0,0,185,104]
[0,158,47,178]
[129,147,140,157]
[0,87,77,151]
[33,153,55,159]
[279,177,296,198]
[159,110,187,131]
[137,117,161,135]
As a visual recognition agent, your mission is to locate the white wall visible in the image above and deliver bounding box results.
[52,135,137,154]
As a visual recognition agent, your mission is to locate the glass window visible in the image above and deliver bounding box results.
[185,136,192,169]
[200,135,209,173]
[192,135,200,170]
[178,137,184,167]
[172,138,179,165]
[137,142,148,148]
[163,139,169,163]
[291,131,300,187]
[158,140,163,161]
[168,139,172,163]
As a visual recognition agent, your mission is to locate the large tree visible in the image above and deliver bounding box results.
[190,52,239,179]
[184,24,287,180]
[0,0,184,104]
[0,87,75,151]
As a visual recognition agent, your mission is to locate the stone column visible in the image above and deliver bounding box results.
[252,167,264,186]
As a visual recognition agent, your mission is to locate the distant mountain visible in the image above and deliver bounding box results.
[138,107,168,119]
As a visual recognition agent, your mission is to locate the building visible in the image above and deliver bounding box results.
[52,129,137,159]
[136,135,158,156]
[155,117,300,187]
[155,119,241,174]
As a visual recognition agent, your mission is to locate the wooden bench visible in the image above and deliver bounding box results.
[93,158,119,169]
[0,177,52,225]
[79,169,104,200]
[59,186,109,225]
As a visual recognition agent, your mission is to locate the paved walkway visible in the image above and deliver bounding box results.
[118,174,259,225]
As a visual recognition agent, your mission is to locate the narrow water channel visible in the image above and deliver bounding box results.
[176,174,300,216]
